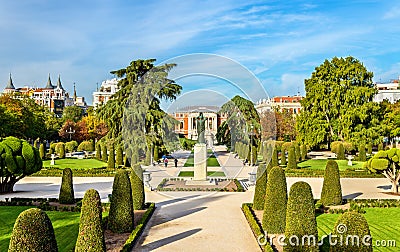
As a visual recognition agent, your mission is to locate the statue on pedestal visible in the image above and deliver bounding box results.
[196,112,206,144]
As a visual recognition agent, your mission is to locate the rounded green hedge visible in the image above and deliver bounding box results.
[75,189,105,251]
[262,166,287,234]
[108,170,134,233]
[252,163,267,210]
[287,146,297,169]
[284,181,318,252]
[57,142,65,159]
[9,208,57,252]
[131,164,145,210]
[321,160,342,206]
[330,211,372,252]
[59,168,74,204]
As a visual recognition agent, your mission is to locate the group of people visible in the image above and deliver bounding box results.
[160,155,178,168]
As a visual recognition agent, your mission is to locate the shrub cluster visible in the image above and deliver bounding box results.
[59,168,75,204]
[8,208,58,251]
[108,170,134,233]
[320,160,342,206]
[252,163,267,210]
[75,189,106,251]
[65,140,78,153]
[262,166,287,234]
[284,181,318,252]
[77,140,95,151]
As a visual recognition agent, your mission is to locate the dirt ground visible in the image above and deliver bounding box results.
[105,209,146,251]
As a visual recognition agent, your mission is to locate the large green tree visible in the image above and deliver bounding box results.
[216,95,261,149]
[62,105,83,123]
[297,56,381,149]
[97,59,181,154]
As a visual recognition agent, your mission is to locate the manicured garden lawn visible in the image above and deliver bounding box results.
[317,208,400,251]
[42,158,107,169]
[178,171,225,177]
[298,159,365,171]
[183,150,220,167]
[0,206,81,251]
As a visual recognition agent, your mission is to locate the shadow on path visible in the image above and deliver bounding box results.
[139,228,202,251]
[343,192,363,199]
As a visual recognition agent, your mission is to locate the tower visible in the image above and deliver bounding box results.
[73,82,77,102]
[56,74,64,90]
[45,73,54,89]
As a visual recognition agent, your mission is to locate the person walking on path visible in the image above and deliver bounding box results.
[164,158,168,168]
[174,158,178,168]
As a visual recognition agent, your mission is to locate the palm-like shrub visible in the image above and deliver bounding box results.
[330,212,372,252]
[108,170,134,233]
[262,166,287,234]
[252,163,267,210]
[9,208,57,251]
[320,160,342,206]
[131,164,145,210]
[75,189,105,251]
[59,168,74,204]
[284,181,318,252]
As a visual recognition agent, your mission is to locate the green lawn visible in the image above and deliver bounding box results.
[42,158,107,169]
[298,159,365,171]
[317,208,400,251]
[183,151,220,167]
[178,171,226,177]
[0,206,81,251]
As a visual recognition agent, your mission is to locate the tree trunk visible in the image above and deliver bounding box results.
[0,176,18,193]
[392,180,398,193]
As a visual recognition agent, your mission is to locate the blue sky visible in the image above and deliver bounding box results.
[1,0,400,107]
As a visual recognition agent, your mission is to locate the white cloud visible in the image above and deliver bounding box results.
[383,5,400,19]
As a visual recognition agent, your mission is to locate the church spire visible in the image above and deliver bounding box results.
[5,73,15,89]
[45,73,54,89]
[56,74,64,90]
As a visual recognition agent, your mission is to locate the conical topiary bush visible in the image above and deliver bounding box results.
[9,208,58,252]
[252,163,267,210]
[75,189,105,251]
[59,168,74,204]
[284,181,318,252]
[262,166,287,234]
[320,160,342,206]
[287,146,297,169]
[108,170,134,233]
[131,164,145,210]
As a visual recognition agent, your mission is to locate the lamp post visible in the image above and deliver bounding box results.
[249,124,255,166]
[66,127,75,141]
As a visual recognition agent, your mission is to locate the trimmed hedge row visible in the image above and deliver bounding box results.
[121,202,156,252]
[241,203,274,252]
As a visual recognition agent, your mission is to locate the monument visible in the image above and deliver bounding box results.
[193,112,207,181]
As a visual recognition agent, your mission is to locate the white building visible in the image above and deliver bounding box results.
[255,95,303,114]
[374,77,400,103]
[92,78,120,108]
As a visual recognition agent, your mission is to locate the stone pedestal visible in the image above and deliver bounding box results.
[194,143,207,181]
